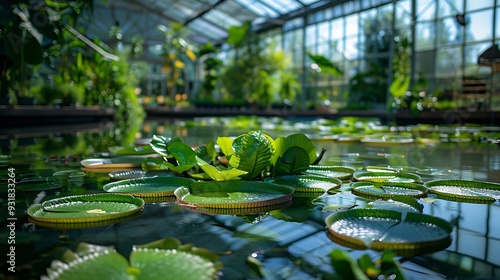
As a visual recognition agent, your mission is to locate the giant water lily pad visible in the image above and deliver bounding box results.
[351,182,428,200]
[175,181,294,208]
[103,177,195,197]
[353,170,421,183]
[425,179,500,203]
[325,209,452,256]
[305,165,355,180]
[81,157,145,169]
[42,238,222,280]
[360,134,414,145]
[28,193,144,224]
[2,178,62,192]
[268,175,341,194]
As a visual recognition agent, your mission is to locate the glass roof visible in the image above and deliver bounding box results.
[83,0,326,52]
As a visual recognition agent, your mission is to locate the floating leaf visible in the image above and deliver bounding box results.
[306,165,355,180]
[351,182,428,200]
[425,179,500,203]
[353,170,421,183]
[174,180,294,209]
[325,209,452,256]
[268,174,341,194]
[103,176,195,197]
[28,193,144,224]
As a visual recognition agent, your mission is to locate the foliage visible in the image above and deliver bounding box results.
[220,22,300,108]
[149,130,324,181]
[330,249,406,280]
[158,23,196,100]
[342,9,394,110]
[0,0,100,100]
[196,42,222,104]
[42,238,222,280]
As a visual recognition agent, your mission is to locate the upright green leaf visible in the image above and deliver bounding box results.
[196,156,247,181]
[217,137,234,157]
[150,135,182,158]
[330,249,370,280]
[273,146,310,177]
[168,141,197,165]
[271,133,317,165]
[228,131,273,180]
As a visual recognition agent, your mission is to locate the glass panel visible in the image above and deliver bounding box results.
[464,42,491,75]
[343,1,360,14]
[317,43,330,57]
[415,21,435,50]
[345,14,359,37]
[497,7,500,38]
[264,0,302,14]
[395,0,412,27]
[345,36,360,59]
[436,46,462,77]
[188,19,228,40]
[331,18,344,40]
[331,40,344,61]
[437,17,463,45]
[317,21,330,44]
[467,0,494,12]
[416,0,436,21]
[415,50,436,76]
[202,10,242,30]
[466,9,493,42]
[235,0,279,17]
[305,25,317,47]
[301,0,322,4]
[438,0,464,18]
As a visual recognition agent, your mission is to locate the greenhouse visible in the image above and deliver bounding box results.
[1,0,500,279]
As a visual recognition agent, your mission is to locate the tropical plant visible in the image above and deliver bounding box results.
[220,22,300,108]
[330,249,407,280]
[149,130,325,181]
[0,0,109,102]
[196,42,222,105]
[157,23,196,101]
[42,238,222,280]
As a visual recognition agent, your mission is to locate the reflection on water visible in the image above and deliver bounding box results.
[1,119,499,279]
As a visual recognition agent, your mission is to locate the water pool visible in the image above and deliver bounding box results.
[1,118,499,279]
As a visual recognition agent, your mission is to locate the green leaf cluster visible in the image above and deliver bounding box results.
[149,130,324,181]
[43,238,222,280]
[330,249,406,280]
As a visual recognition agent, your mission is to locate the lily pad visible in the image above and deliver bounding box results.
[360,134,414,145]
[3,178,62,192]
[368,196,424,213]
[425,179,500,203]
[189,200,293,216]
[42,238,222,280]
[103,177,195,197]
[305,165,355,180]
[28,211,144,230]
[28,193,144,224]
[351,182,428,200]
[353,170,421,183]
[325,209,452,256]
[174,181,294,209]
[267,175,342,194]
[80,157,145,169]
[108,170,147,180]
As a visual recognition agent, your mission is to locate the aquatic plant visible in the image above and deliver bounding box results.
[149,130,325,181]
[42,238,222,280]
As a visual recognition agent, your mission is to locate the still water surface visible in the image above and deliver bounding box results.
[1,118,499,279]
